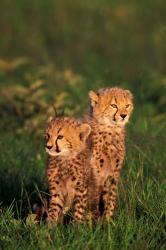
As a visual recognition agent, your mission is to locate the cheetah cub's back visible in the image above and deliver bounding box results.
[88,87,134,222]
[45,116,91,225]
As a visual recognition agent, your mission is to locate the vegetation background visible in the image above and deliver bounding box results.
[0,0,165,249]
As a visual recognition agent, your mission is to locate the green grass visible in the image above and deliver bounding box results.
[0,0,166,249]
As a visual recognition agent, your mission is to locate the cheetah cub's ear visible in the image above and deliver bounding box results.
[79,124,91,142]
[125,90,134,101]
[89,90,99,107]
[47,116,54,123]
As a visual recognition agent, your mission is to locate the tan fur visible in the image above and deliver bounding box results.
[44,117,91,225]
[88,87,134,222]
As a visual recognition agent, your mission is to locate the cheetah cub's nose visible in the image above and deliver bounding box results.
[46,145,53,150]
[120,114,127,119]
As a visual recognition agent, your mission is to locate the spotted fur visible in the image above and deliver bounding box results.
[88,87,134,222]
[44,117,91,225]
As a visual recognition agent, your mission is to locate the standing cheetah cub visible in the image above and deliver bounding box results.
[88,87,134,222]
[45,116,91,224]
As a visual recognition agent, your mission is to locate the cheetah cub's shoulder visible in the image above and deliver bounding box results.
[45,116,91,225]
[88,87,134,222]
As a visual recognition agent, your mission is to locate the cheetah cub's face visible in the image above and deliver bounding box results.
[44,117,91,157]
[89,87,134,127]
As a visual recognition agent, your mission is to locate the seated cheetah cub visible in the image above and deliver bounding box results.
[45,116,91,225]
[88,87,134,222]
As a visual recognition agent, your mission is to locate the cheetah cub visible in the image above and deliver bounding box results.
[45,116,91,225]
[88,87,134,222]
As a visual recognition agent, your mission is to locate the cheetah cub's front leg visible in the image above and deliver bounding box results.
[102,175,119,222]
[73,181,88,222]
[47,178,66,224]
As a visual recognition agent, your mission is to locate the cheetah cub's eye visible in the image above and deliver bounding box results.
[57,135,64,140]
[126,104,130,108]
[110,104,117,108]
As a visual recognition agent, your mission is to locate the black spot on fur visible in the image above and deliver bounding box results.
[53,194,59,197]
[111,178,116,185]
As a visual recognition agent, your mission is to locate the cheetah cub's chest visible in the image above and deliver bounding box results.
[91,126,125,184]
